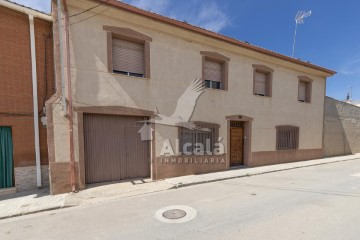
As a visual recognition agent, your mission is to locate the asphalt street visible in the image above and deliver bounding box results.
[1,159,360,240]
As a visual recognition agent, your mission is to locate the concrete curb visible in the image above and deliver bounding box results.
[0,204,76,221]
[170,157,360,189]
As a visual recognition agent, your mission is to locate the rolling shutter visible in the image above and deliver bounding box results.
[84,114,150,184]
[204,60,222,82]
[254,71,267,96]
[112,38,144,74]
[299,81,306,102]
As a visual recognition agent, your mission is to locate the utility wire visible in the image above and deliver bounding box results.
[67,3,103,18]
[69,6,113,26]
[52,3,103,24]
[67,0,127,26]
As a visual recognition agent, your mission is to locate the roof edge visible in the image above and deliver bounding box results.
[94,0,336,76]
[0,0,52,21]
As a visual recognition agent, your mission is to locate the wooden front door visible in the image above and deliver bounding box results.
[230,121,244,166]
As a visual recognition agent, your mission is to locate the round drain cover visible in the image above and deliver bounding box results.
[162,209,187,219]
[155,205,197,223]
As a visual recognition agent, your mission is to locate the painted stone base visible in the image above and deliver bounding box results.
[49,162,80,195]
[250,149,322,167]
[14,165,49,191]
[48,150,323,193]
[154,155,227,180]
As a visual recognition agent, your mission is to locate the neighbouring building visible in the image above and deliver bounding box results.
[48,0,336,194]
[323,97,360,157]
[344,97,360,107]
[0,0,54,193]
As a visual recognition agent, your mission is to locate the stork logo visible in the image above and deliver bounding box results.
[138,78,209,141]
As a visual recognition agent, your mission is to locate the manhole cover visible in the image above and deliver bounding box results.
[155,205,197,223]
[162,209,187,219]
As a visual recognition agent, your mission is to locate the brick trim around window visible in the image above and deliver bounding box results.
[200,51,229,90]
[252,64,274,97]
[104,26,152,78]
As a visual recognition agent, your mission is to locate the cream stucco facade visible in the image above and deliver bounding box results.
[47,0,335,194]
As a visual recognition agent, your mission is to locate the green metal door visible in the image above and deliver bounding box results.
[0,127,14,188]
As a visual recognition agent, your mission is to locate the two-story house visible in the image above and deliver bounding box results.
[48,0,335,194]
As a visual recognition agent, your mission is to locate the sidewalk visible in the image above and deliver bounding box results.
[64,179,173,206]
[0,188,68,220]
[1,154,359,220]
[165,153,360,187]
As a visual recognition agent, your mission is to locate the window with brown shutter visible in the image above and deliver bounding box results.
[204,59,223,90]
[298,76,312,103]
[104,26,152,78]
[112,38,145,77]
[253,65,273,97]
[298,81,306,102]
[254,71,267,96]
[201,51,229,90]
[276,125,299,150]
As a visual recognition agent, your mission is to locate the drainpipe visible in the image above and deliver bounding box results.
[63,0,76,192]
[29,15,42,187]
[57,0,67,114]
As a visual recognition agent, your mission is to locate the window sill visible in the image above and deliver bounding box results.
[298,100,311,104]
[110,72,150,80]
[205,88,228,92]
[253,94,271,98]
[276,149,299,151]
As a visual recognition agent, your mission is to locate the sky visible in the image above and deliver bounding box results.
[9,0,360,101]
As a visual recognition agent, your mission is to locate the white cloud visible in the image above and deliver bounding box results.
[126,0,170,14]
[341,58,360,76]
[126,0,230,32]
[190,2,229,32]
[8,0,51,13]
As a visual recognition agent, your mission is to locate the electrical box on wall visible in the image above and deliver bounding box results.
[41,116,47,127]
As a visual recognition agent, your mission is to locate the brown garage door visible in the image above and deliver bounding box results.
[84,114,150,184]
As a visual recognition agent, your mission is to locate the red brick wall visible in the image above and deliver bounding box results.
[0,6,54,168]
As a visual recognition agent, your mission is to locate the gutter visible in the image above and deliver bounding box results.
[28,15,42,187]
